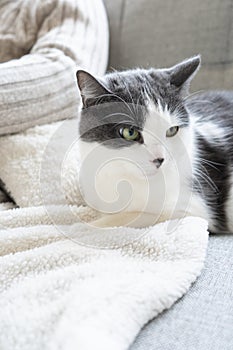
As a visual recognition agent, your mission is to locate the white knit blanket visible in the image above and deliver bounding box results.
[0,119,209,350]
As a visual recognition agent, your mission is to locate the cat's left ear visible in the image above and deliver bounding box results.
[168,55,201,94]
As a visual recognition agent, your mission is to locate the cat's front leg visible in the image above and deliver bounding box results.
[90,212,156,228]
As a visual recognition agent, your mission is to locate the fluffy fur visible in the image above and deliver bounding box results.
[76,56,233,233]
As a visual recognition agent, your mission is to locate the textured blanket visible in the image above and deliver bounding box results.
[0,206,208,350]
[0,119,209,350]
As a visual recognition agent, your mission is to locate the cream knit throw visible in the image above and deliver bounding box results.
[0,207,208,350]
[0,0,109,135]
[0,119,209,350]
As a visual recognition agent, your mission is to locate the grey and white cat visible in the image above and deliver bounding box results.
[76,56,233,233]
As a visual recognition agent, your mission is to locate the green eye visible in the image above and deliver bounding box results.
[119,127,140,141]
[166,126,179,137]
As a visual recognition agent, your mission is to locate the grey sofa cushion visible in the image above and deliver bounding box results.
[130,234,233,350]
[104,0,233,90]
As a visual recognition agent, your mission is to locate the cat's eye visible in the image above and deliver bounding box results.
[119,127,140,141]
[166,126,179,137]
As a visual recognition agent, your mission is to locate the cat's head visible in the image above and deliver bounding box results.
[76,56,200,180]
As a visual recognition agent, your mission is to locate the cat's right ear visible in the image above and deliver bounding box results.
[76,70,110,108]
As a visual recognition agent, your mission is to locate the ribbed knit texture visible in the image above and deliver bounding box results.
[0,0,109,135]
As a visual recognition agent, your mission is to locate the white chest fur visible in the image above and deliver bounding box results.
[78,139,209,226]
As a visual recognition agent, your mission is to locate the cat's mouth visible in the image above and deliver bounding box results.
[136,159,166,179]
[137,166,161,179]
[146,169,160,177]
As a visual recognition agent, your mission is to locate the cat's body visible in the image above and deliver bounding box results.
[76,57,233,233]
[186,91,233,233]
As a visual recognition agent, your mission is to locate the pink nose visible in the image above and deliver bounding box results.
[152,158,164,168]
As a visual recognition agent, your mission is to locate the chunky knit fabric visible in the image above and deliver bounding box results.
[0,0,109,135]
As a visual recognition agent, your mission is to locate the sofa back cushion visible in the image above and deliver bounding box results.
[104,0,233,90]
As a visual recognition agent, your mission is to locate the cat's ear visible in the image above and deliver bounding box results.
[168,55,201,93]
[76,70,110,108]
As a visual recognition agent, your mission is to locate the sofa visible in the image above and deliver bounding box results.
[104,1,233,349]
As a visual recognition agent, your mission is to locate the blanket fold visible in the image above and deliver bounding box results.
[0,209,208,350]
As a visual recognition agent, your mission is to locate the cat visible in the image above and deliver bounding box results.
[76,56,233,233]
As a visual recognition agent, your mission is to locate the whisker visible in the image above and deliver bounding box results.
[135,95,141,115]
[102,112,135,123]
[123,82,144,126]
[198,157,224,172]
[91,92,135,117]
[124,83,135,109]
[192,175,205,195]
[184,90,205,102]
[194,166,219,193]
